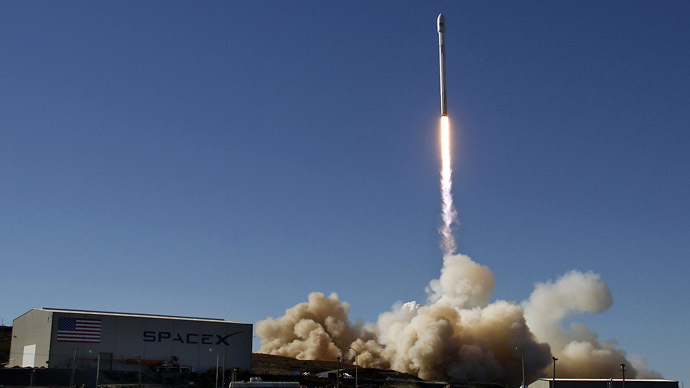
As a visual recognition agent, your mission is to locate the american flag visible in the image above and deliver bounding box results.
[56,317,101,343]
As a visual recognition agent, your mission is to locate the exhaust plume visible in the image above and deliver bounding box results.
[439,115,458,255]
[257,255,660,383]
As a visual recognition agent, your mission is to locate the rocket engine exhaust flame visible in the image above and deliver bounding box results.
[440,115,457,255]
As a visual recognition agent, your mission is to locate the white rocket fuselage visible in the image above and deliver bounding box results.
[437,13,447,116]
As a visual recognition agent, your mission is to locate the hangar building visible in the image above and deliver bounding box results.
[8,308,252,372]
[529,379,679,388]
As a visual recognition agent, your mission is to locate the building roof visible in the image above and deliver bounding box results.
[34,307,251,325]
[535,379,678,383]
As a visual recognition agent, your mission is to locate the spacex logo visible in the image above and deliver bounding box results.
[143,331,243,345]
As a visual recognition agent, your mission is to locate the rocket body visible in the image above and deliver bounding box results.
[437,13,447,116]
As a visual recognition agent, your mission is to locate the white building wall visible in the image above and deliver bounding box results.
[8,309,53,368]
[11,309,252,373]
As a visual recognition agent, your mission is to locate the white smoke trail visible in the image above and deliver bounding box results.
[440,115,458,255]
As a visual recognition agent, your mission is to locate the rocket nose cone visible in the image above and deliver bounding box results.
[437,13,445,32]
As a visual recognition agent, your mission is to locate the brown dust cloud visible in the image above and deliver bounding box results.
[256,254,661,383]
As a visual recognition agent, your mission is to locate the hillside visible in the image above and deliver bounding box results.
[0,326,11,366]
[252,352,418,380]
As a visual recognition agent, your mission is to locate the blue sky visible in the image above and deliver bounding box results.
[1,0,688,384]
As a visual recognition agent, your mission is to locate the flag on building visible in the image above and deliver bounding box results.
[56,317,101,343]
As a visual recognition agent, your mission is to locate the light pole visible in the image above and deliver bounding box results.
[210,349,219,388]
[222,350,226,388]
[70,348,78,388]
[137,356,142,388]
[89,349,100,388]
[337,356,341,388]
[552,357,558,388]
[347,347,359,388]
[515,347,525,388]
[620,364,626,388]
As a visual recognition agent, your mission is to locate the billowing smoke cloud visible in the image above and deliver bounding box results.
[523,271,661,379]
[257,254,660,383]
[256,292,378,361]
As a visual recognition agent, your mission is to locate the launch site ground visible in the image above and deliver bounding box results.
[0,353,507,388]
[252,353,506,388]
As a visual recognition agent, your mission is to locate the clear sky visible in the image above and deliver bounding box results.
[1,0,688,384]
